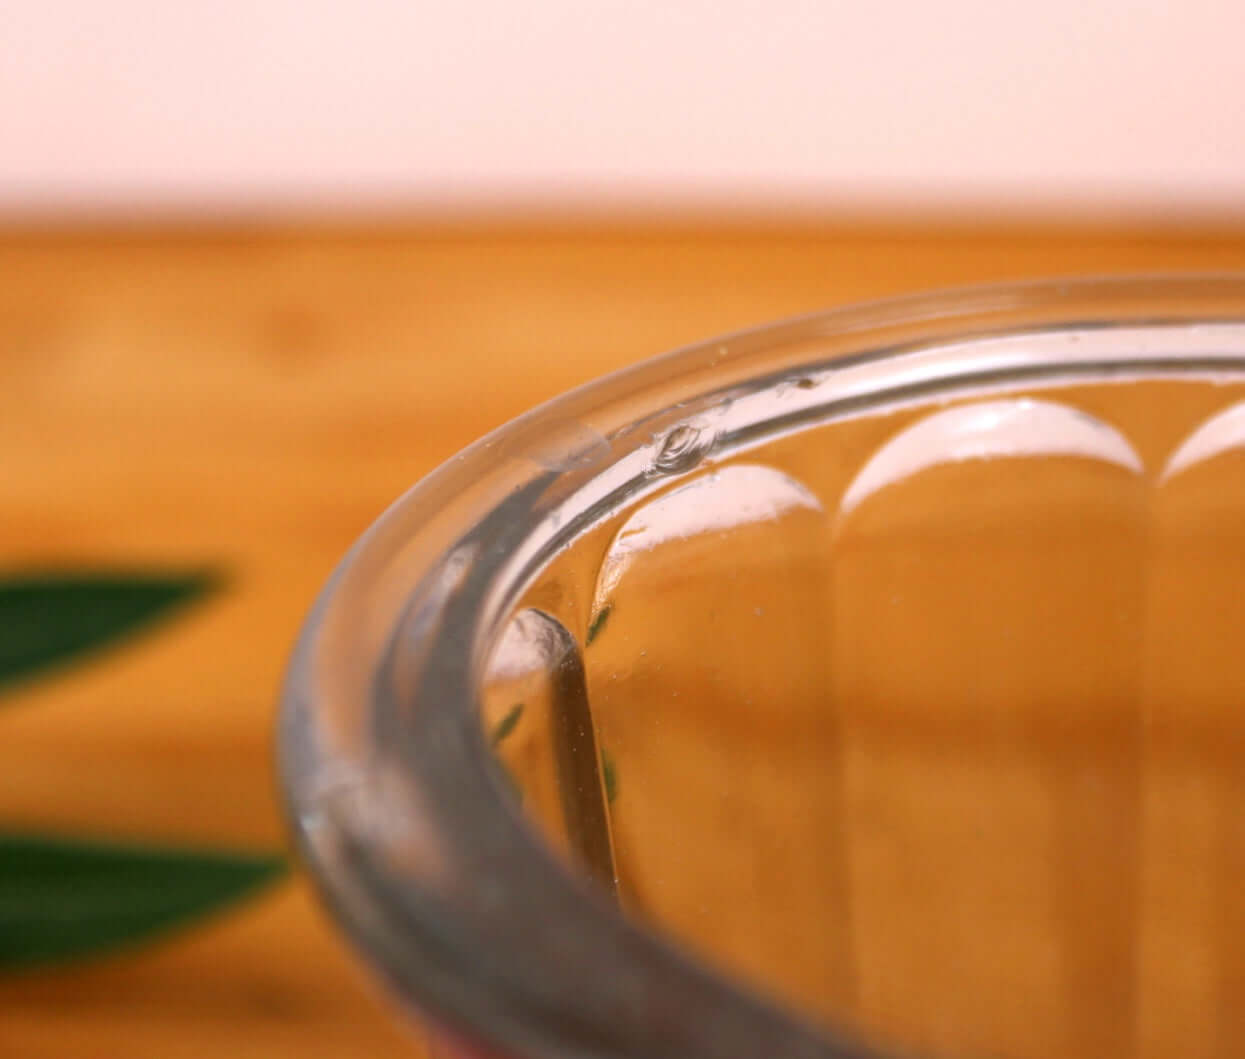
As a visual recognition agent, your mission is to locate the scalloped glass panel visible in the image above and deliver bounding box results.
[481,374,1245,1059]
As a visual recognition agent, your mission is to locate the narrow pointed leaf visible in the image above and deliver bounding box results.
[0,571,220,697]
[490,703,524,745]
[0,832,286,971]
[585,604,612,646]
[601,749,619,805]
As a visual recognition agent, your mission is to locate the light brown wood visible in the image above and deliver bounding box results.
[4,221,1245,1057]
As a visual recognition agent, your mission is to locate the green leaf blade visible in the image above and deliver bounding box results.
[490,702,524,745]
[601,749,618,805]
[0,571,220,697]
[585,603,612,646]
[0,832,286,971]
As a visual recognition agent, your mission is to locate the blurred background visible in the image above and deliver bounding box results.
[5,0,1245,221]
[3,2,1245,1057]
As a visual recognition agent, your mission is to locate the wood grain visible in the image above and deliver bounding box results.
[3,221,1245,1057]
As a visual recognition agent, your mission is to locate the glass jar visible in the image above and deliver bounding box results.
[279,277,1245,1059]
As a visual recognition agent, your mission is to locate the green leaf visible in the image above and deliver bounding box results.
[585,603,612,646]
[490,702,524,745]
[0,832,286,971]
[602,749,618,804]
[0,570,221,697]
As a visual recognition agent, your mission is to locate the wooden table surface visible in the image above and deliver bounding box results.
[4,221,1245,1057]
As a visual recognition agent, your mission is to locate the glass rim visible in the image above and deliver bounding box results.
[278,274,1245,1059]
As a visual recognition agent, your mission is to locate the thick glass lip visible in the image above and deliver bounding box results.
[278,275,1245,1059]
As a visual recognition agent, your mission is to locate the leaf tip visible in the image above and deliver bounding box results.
[601,749,618,804]
[490,702,525,745]
[586,604,612,646]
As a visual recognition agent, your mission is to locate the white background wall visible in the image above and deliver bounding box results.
[3,1,1243,219]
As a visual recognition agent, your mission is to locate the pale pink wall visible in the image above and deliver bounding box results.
[3,0,1243,219]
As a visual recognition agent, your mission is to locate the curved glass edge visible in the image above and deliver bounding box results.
[277,275,1245,1059]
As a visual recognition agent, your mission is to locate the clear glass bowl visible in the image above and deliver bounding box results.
[278,276,1245,1059]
